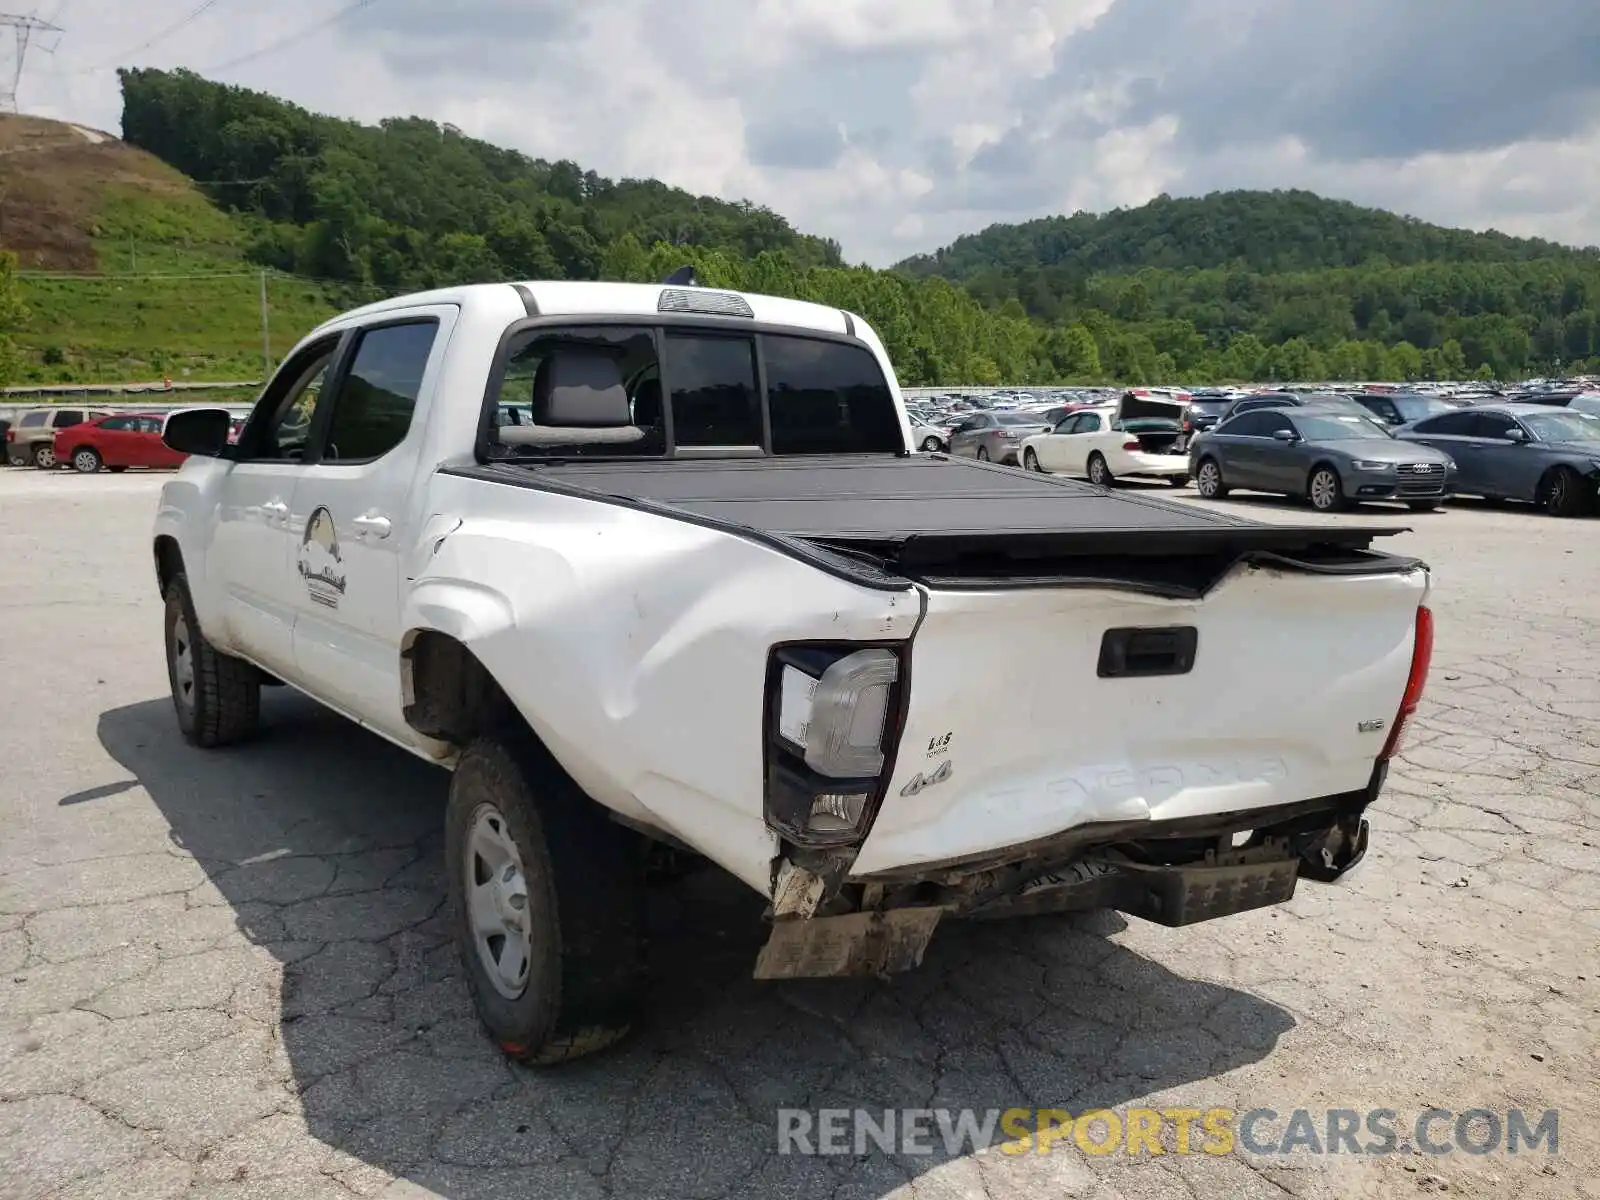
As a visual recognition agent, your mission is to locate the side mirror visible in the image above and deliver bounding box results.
[163,408,233,458]
[1272,428,1298,442]
[1505,428,1529,443]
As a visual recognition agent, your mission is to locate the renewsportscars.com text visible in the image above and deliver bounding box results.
[776,1107,1559,1158]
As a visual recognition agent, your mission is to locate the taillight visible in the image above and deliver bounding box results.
[1122,439,1141,451]
[1378,605,1433,761]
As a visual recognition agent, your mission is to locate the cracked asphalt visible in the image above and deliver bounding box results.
[1,469,1596,1200]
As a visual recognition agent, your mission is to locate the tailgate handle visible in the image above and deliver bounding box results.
[1098,626,1198,678]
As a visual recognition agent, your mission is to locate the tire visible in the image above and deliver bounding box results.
[1308,465,1347,512]
[32,444,56,469]
[1194,457,1228,499]
[920,436,942,452]
[446,733,645,1066]
[1167,475,1188,488]
[1543,467,1589,518]
[6,454,26,468]
[164,574,261,748]
[1087,452,1113,487]
[71,447,102,474]
[1023,448,1042,472]
[976,446,990,462]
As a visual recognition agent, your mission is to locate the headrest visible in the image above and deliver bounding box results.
[531,351,631,428]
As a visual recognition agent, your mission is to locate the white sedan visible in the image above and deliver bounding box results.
[1020,406,1191,487]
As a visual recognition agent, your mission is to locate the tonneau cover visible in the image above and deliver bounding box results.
[529,455,1403,558]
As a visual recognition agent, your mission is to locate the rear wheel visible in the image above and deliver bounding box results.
[164,574,260,747]
[6,453,27,467]
[71,447,102,474]
[446,732,644,1066]
[1543,467,1589,518]
[32,444,55,469]
[1194,458,1228,499]
[1087,452,1113,487]
[1308,466,1347,512]
[976,446,990,462]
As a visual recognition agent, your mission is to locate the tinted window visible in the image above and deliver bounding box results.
[1522,411,1600,442]
[138,417,164,434]
[98,416,136,432]
[1221,412,1274,436]
[1409,412,1475,435]
[666,334,760,447]
[1391,396,1453,423]
[322,321,438,462]
[1255,410,1294,436]
[764,336,901,455]
[1471,413,1518,440]
[53,410,84,427]
[19,412,46,428]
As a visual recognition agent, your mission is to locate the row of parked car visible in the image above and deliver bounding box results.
[916,388,1600,518]
[1,405,247,472]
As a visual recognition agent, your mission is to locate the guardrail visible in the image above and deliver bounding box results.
[1,380,260,397]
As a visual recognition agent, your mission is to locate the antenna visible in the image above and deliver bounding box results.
[0,11,63,112]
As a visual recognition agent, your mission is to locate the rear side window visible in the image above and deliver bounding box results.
[764,335,900,455]
[1222,412,1274,437]
[19,412,46,428]
[321,321,439,462]
[666,333,761,447]
[1410,412,1472,435]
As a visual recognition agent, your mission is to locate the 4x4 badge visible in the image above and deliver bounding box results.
[900,759,953,797]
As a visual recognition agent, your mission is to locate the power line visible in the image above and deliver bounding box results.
[206,0,377,74]
[80,0,223,71]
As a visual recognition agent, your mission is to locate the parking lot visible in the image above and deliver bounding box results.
[1,469,1596,1200]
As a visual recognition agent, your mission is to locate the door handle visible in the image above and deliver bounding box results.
[260,499,289,524]
[352,513,392,539]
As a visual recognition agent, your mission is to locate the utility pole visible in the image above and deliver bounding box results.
[0,13,63,113]
[259,270,271,378]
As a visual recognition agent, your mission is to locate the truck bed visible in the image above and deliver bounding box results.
[471,455,1415,596]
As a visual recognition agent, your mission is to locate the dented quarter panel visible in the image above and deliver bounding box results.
[405,471,921,894]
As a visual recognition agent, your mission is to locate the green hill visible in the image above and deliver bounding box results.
[0,112,342,384]
[898,190,1599,281]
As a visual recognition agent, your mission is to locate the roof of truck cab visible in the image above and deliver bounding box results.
[311,280,858,340]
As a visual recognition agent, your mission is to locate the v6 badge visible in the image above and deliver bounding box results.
[900,759,953,797]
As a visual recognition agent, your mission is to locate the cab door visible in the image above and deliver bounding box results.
[208,336,345,676]
[289,308,455,742]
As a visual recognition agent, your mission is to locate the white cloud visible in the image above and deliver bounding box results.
[14,0,1600,267]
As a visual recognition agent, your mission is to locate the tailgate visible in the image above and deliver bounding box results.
[851,562,1427,876]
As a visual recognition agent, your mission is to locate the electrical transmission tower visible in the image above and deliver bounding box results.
[0,12,62,113]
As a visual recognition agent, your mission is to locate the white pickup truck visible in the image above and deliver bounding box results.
[153,279,1433,1065]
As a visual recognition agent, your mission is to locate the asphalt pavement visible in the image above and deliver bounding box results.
[0,469,1595,1200]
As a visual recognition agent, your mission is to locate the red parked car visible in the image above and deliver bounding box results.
[52,412,188,473]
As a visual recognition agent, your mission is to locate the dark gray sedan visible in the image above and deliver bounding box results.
[946,411,1053,465]
[1394,402,1600,517]
[1189,406,1456,512]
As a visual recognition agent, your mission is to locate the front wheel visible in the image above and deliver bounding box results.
[920,436,943,452]
[446,733,644,1066]
[1023,448,1042,472]
[71,447,102,474]
[32,444,55,469]
[1544,467,1589,518]
[1194,458,1228,499]
[164,575,260,747]
[1308,466,1347,512]
[1087,453,1113,487]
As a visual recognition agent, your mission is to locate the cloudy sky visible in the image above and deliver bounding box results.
[18,0,1600,266]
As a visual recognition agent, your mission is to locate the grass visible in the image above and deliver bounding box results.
[1,115,352,384]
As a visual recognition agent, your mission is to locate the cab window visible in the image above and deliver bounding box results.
[319,320,439,463]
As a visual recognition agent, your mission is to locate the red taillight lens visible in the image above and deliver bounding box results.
[1122,439,1142,451]
[1378,604,1433,761]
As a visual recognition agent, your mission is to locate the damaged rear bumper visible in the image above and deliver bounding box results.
[752,770,1381,980]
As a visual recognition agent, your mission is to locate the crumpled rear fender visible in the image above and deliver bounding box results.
[401,482,921,895]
